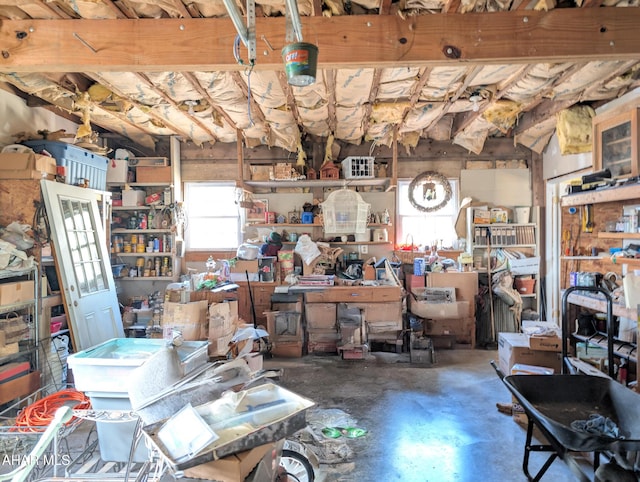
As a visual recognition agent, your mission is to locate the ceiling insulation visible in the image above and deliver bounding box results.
[0,1,638,156]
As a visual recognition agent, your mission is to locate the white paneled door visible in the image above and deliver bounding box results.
[41,180,123,351]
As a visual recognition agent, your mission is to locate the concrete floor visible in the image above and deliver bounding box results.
[37,347,588,481]
[268,348,580,482]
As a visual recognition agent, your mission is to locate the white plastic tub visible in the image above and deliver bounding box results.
[67,338,208,393]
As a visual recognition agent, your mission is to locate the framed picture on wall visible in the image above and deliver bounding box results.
[246,199,268,223]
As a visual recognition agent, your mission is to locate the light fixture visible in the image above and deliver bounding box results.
[469,92,482,112]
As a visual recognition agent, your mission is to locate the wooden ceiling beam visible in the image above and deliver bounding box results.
[98,0,129,19]
[2,9,640,72]
[361,69,383,138]
[277,71,305,133]
[325,70,337,135]
[113,0,139,18]
[167,0,192,18]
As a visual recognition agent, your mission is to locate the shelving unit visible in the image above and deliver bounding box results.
[559,182,639,384]
[248,222,394,246]
[0,266,40,406]
[107,151,182,287]
[243,178,393,191]
[466,207,541,318]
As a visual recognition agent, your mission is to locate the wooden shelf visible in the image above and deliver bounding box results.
[116,276,178,281]
[561,255,640,266]
[244,178,392,190]
[0,299,36,315]
[572,332,637,364]
[113,205,153,211]
[565,291,638,320]
[597,232,640,239]
[281,241,391,245]
[113,252,174,257]
[473,244,536,249]
[112,228,172,234]
[561,182,640,207]
[107,182,172,188]
[248,223,392,228]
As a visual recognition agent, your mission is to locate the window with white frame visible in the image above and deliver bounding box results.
[396,178,460,250]
[184,182,241,250]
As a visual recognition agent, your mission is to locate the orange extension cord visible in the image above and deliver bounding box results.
[12,389,91,432]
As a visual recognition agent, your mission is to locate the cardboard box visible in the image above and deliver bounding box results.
[527,335,562,352]
[122,189,146,206]
[209,300,239,338]
[498,332,561,375]
[209,332,234,358]
[208,300,238,357]
[521,320,562,352]
[473,208,491,224]
[136,166,171,183]
[411,286,456,302]
[426,271,478,317]
[266,311,302,341]
[305,303,337,330]
[346,302,402,327]
[0,280,35,305]
[410,300,469,320]
[0,152,56,180]
[272,340,303,357]
[230,259,259,274]
[162,301,208,341]
[183,443,274,481]
[422,317,474,344]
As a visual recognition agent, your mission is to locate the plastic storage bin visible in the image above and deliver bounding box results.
[67,338,208,393]
[22,140,109,190]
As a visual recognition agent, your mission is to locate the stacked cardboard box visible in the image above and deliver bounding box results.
[266,310,303,357]
[305,303,339,354]
[161,300,208,341]
[208,300,239,357]
[408,272,478,347]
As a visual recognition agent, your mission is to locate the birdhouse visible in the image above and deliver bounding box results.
[320,161,340,180]
[306,167,317,180]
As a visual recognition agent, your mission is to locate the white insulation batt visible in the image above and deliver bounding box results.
[0,0,638,154]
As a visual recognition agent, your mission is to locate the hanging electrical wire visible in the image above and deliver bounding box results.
[232,34,255,127]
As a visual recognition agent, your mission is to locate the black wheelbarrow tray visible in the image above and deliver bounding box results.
[496,368,640,481]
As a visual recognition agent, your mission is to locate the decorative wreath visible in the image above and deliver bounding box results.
[408,171,452,213]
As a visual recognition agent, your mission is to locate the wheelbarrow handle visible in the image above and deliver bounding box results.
[490,360,506,380]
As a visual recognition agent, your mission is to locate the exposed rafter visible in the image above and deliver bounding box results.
[2,10,640,72]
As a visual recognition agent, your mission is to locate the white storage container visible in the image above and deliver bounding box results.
[67,338,208,393]
[122,189,146,206]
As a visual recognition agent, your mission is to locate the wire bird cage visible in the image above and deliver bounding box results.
[321,189,370,234]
